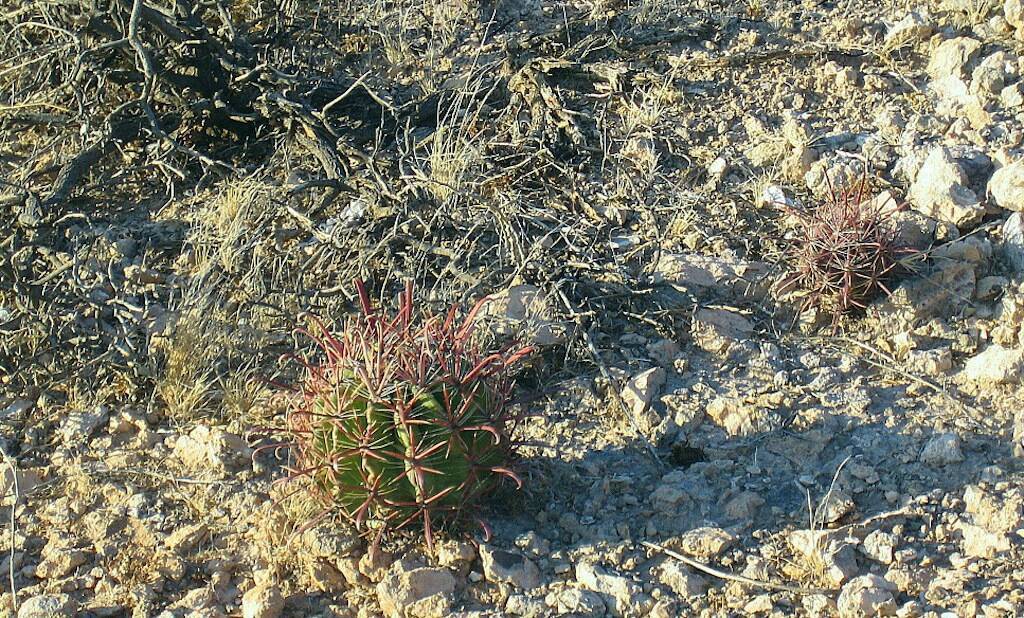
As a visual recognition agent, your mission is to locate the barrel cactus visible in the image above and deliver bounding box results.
[777,173,911,325]
[283,281,532,550]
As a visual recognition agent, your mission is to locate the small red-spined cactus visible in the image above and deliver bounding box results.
[778,174,911,325]
[281,280,532,551]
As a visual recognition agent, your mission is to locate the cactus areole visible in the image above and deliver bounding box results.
[284,280,533,550]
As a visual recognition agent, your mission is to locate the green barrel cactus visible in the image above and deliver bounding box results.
[284,281,532,550]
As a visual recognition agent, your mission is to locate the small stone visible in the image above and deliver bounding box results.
[927,37,982,79]
[651,470,691,513]
[920,433,966,465]
[173,425,252,475]
[744,595,774,614]
[897,600,924,617]
[481,285,566,346]
[1,399,32,421]
[436,541,476,568]
[646,339,681,365]
[835,66,860,90]
[706,396,764,437]
[673,527,735,560]
[575,561,641,615]
[723,490,765,521]
[909,147,984,227]
[35,545,89,579]
[1007,0,1024,29]
[1003,212,1024,271]
[358,550,394,582]
[1,467,44,500]
[691,308,753,355]
[61,405,109,446]
[554,588,606,615]
[820,488,857,524]
[906,348,953,376]
[504,593,547,617]
[1001,82,1024,107]
[479,545,541,590]
[971,52,1017,95]
[165,523,209,555]
[886,10,933,44]
[962,344,1024,385]
[784,145,819,181]
[658,560,707,597]
[242,581,285,618]
[862,530,896,565]
[16,594,77,618]
[804,594,838,616]
[977,276,1009,301]
[789,529,860,587]
[621,367,666,433]
[653,253,770,301]
[375,561,457,618]
[958,522,1011,558]
[837,574,897,618]
[964,485,1024,533]
[990,161,1024,212]
[1013,409,1024,457]
[708,157,728,178]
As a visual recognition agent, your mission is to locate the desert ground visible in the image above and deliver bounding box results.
[2,0,1024,616]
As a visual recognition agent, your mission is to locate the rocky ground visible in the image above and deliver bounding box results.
[3,0,1024,616]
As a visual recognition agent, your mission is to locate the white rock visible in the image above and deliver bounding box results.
[920,433,965,465]
[971,51,1018,95]
[620,367,666,433]
[376,561,457,618]
[964,485,1024,533]
[706,396,765,437]
[927,37,982,79]
[708,157,728,178]
[962,344,1024,384]
[646,339,681,365]
[886,10,933,44]
[1007,0,1024,29]
[804,594,838,616]
[653,253,770,300]
[479,545,541,590]
[836,574,897,618]
[16,594,77,618]
[61,405,109,445]
[760,184,793,208]
[554,588,606,615]
[989,161,1024,212]
[958,522,1012,558]
[658,561,707,597]
[173,425,252,475]
[862,530,896,564]
[691,308,753,355]
[675,527,735,560]
[575,560,641,615]
[481,284,565,346]
[242,582,285,618]
[789,529,860,587]
[1003,212,1024,271]
[909,147,984,227]
[1001,82,1024,107]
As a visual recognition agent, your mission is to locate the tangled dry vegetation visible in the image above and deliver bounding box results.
[0,0,731,401]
